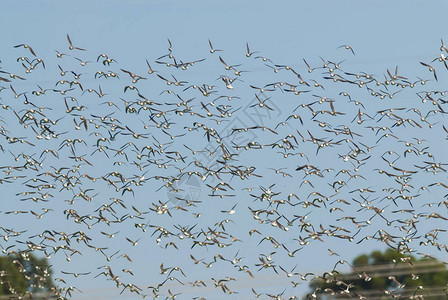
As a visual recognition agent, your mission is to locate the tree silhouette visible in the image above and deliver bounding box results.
[307,249,448,299]
[0,252,55,296]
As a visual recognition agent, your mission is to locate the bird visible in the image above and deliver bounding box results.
[125,237,140,246]
[14,44,37,56]
[221,204,237,215]
[338,44,355,55]
[246,43,258,57]
[0,34,447,300]
[61,271,91,277]
[420,62,438,81]
[67,34,86,51]
[208,39,223,53]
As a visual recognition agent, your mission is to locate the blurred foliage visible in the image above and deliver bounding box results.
[0,252,54,296]
[307,248,448,299]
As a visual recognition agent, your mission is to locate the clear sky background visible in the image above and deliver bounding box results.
[1,1,448,299]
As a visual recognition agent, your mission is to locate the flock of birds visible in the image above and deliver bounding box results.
[0,35,448,299]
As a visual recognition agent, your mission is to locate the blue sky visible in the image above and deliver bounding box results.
[1,1,448,299]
